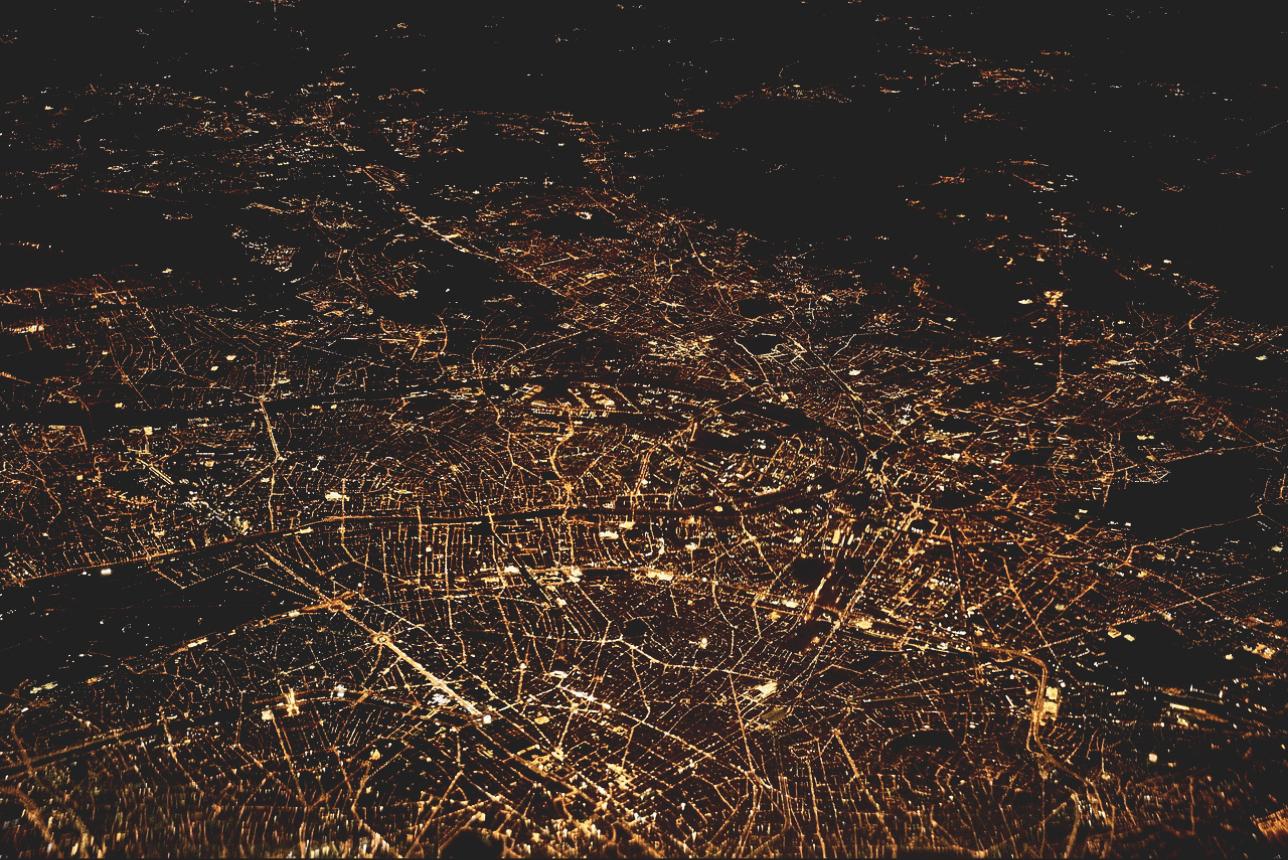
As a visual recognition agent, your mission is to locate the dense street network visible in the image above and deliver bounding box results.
[1,4,1285,857]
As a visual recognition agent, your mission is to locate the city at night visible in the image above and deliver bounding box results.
[1,4,1286,857]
